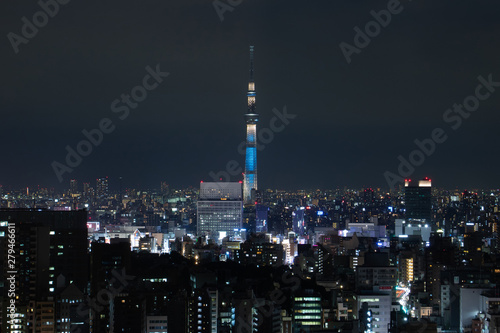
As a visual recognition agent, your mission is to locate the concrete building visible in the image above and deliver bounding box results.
[197,182,243,240]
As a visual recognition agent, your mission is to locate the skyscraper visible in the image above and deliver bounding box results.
[83,182,90,197]
[197,182,243,240]
[69,179,78,195]
[404,177,432,223]
[96,176,109,197]
[255,204,269,233]
[0,209,88,332]
[243,46,258,205]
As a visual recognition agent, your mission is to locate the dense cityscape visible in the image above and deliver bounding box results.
[1,178,500,332]
[2,1,500,331]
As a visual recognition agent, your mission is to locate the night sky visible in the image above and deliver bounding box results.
[1,0,499,191]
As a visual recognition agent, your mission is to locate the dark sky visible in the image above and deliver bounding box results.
[1,0,499,191]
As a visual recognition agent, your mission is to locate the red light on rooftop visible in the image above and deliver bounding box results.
[239,181,242,183]
[200,181,203,183]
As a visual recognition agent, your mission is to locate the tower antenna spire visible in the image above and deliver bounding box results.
[249,45,254,82]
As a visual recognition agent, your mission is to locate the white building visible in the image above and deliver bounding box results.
[358,294,392,333]
[197,182,243,240]
[460,288,491,331]
[340,222,386,238]
[145,316,168,333]
[395,219,431,243]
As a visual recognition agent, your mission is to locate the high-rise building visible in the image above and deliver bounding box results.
[0,209,88,333]
[292,207,305,235]
[160,181,169,195]
[69,179,78,195]
[90,242,132,333]
[356,253,396,333]
[187,289,213,333]
[83,182,90,197]
[96,176,109,197]
[243,46,258,205]
[404,177,432,222]
[197,182,243,239]
[255,204,268,233]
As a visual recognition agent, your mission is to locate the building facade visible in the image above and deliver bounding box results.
[197,182,243,239]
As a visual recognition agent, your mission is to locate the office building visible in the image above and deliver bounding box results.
[197,182,243,239]
[404,178,432,222]
[0,208,88,333]
[356,252,397,295]
[292,208,305,235]
[96,177,109,197]
[69,179,78,195]
[293,290,322,332]
[234,242,284,267]
[145,316,168,333]
[395,218,431,243]
[255,204,268,233]
[358,294,392,333]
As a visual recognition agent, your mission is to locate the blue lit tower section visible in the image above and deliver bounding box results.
[243,45,258,204]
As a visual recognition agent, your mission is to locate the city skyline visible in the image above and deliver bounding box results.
[1,0,500,190]
[1,171,500,331]
[3,177,500,194]
[3,1,500,331]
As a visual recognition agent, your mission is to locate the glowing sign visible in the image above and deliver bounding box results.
[86,222,100,232]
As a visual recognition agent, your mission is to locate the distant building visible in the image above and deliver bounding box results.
[96,176,109,197]
[341,221,386,238]
[83,182,91,198]
[292,208,305,235]
[234,241,284,267]
[255,204,268,233]
[160,181,169,195]
[395,218,431,243]
[404,178,432,223]
[69,179,78,195]
[197,182,243,239]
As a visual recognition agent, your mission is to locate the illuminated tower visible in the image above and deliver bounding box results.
[243,46,258,204]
